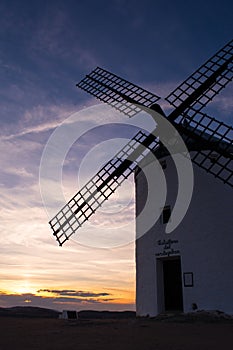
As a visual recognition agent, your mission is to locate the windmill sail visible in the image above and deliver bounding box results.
[177,118,233,187]
[76,40,233,185]
[166,39,233,122]
[49,39,233,245]
[179,111,233,156]
[191,151,233,187]
[164,39,233,186]
[77,66,160,117]
[49,130,159,246]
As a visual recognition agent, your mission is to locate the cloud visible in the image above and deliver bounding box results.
[0,94,139,309]
[3,167,33,179]
[89,202,135,228]
[37,289,110,298]
[0,290,123,311]
[0,101,130,143]
[0,104,77,140]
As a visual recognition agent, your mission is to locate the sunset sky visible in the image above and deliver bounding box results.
[0,0,233,311]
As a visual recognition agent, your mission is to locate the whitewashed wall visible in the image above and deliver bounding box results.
[135,153,233,316]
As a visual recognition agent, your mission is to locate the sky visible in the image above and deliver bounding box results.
[0,0,232,311]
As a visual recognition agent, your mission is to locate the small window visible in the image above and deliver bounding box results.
[162,206,171,224]
[160,160,167,169]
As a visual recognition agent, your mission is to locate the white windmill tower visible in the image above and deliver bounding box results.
[49,39,233,316]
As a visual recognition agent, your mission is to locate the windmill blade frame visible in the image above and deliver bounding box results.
[178,111,233,156]
[49,130,159,246]
[190,150,233,187]
[166,39,233,121]
[175,120,233,188]
[77,66,161,118]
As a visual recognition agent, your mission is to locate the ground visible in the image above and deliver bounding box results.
[0,315,233,350]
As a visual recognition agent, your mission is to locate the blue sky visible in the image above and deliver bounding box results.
[0,0,232,311]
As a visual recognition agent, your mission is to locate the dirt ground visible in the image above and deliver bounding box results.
[0,316,233,350]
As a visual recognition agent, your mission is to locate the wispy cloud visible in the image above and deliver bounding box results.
[0,104,77,140]
[3,167,33,178]
[37,289,110,298]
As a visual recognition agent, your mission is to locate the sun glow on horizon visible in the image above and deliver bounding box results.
[2,284,135,300]
[0,284,135,311]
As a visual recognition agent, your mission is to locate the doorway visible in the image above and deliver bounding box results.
[163,258,183,311]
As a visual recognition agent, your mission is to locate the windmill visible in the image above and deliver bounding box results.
[48,39,233,316]
[49,39,233,248]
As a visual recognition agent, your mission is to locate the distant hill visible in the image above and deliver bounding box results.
[0,306,60,318]
[0,307,136,319]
